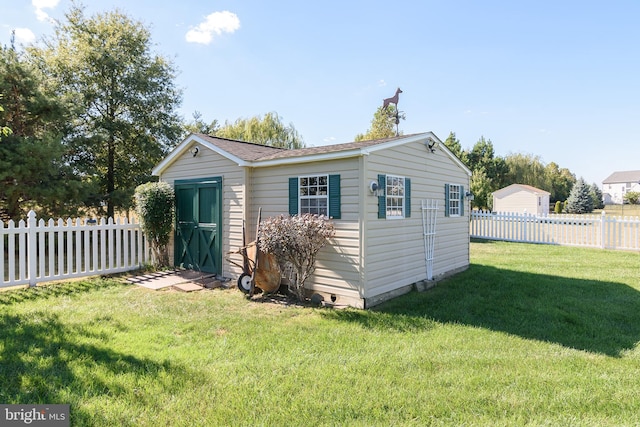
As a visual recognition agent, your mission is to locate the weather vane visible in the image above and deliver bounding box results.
[382,87,404,136]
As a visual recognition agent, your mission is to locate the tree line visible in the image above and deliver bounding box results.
[443,132,603,212]
[1,4,604,221]
[0,5,304,222]
[352,108,603,213]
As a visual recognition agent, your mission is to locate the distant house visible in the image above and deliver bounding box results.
[602,170,640,204]
[152,132,472,308]
[492,184,550,215]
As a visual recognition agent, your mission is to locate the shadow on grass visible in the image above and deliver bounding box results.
[0,278,125,305]
[323,264,640,357]
[0,311,186,426]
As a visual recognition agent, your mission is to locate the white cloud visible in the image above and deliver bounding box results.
[32,0,60,23]
[323,136,336,143]
[378,79,387,87]
[14,28,36,44]
[185,11,240,45]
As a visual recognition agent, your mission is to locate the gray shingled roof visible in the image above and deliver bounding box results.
[195,133,424,162]
[602,170,640,184]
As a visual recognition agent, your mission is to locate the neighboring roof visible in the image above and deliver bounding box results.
[493,184,550,197]
[602,170,640,184]
[153,132,472,176]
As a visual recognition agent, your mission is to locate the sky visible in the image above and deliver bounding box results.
[1,0,639,187]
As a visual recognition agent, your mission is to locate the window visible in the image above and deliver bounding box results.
[386,175,405,218]
[448,184,461,216]
[299,175,328,215]
[289,175,341,218]
[377,174,411,219]
[444,183,464,217]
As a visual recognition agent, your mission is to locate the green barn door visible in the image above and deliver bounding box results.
[174,178,222,274]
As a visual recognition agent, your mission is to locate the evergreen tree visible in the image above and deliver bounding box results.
[443,132,466,163]
[183,111,219,136]
[0,45,84,221]
[0,95,11,138]
[565,178,594,214]
[590,183,605,210]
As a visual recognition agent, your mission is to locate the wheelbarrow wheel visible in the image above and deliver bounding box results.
[237,273,252,294]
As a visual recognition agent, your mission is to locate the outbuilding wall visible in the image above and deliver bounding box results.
[363,139,470,303]
[158,141,247,279]
[248,158,364,306]
[493,187,549,215]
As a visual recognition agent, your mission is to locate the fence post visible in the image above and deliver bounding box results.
[27,210,37,287]
[601,211,606,249]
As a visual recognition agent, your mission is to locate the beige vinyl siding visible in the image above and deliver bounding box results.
[494,190,538,214]
[159,143,246,278]
[363,140,470,299]
[249,158,363,298]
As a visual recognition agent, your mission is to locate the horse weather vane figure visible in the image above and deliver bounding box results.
[382,87,404,136]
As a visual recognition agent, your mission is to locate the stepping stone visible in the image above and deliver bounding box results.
[173,283,203,292]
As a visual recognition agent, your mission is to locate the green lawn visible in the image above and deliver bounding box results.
[1,242,640,426]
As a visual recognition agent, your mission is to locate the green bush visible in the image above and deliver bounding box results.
[554,200,562,214]
[624,191,640,205]
[134,182,174,267]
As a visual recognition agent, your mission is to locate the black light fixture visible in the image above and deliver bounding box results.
[190,146,199,157]
[426,137,438,153]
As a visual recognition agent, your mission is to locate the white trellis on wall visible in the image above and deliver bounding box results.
[421,200,438,280]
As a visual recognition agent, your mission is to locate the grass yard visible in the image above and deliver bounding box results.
[1,242,640,426]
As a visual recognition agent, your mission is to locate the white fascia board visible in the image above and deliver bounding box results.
[195,136,249,167]
[152,134,249,176]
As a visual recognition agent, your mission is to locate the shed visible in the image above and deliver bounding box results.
[492,184,550,215]
[152,132,472,308]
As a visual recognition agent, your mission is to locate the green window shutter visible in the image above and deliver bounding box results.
[405,178,411,218]
[444,183,450,217]
[328,174,341,219]
[378,174,386,219]
[289,177,298,215]
[460,185,465,216]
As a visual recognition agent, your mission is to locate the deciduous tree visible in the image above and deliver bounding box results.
[216,111,305,149]
[354,105,403,141]
[35,5,183,217]
[624,191,640,205]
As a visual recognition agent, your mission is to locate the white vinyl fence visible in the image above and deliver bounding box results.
[471,211,640,251]
[1,210,148,288]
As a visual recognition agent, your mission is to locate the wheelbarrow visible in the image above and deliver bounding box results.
[226,208,281,295]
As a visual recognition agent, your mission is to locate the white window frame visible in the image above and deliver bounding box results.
[448,184,461,217]
[299,174,329,216]
[386,175,405,219]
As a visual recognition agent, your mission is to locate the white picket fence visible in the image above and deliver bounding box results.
[471,210,640,250]
[1,210,148,288]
